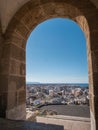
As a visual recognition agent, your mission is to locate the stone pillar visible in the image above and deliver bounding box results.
[88,11,98,130]
[0,10,29,120]
[90,36,98,130]
[0,30,26,120]
[0,19,27,120]
[5,33,26,120]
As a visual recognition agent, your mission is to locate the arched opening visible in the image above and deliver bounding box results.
[26,18,90,122]
[0,1,97,130]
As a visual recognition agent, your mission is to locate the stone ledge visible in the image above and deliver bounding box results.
[0,118,64,130]
[45,115,91,122]
[37,115,91,130]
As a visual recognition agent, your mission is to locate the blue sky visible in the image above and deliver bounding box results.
[26,18,88,83]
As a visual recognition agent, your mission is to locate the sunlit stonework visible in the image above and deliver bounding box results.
[0,0,98,130]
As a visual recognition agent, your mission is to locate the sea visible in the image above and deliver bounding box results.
[26,82,89,88]
[65,83,89,87]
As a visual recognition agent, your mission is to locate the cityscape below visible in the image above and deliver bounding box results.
[26,83,90,121]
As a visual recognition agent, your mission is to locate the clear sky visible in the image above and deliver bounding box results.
[26,18,88,83]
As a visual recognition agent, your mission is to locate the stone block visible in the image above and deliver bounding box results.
[20,63,25,75]
[9,76,25,90]
[0,59,9,75]
[89,93,95,115]
[0,93,7,117]
[9,59,25,76]
[0,75,8,92]
[6,103,26,120]
[1,43,10,59]
[94,96,98,119]
[15,22,29,39]
[93,73,98,95]
[10,35,26,49]
[10,44,25,61]
[17,90,26,105]
[7,91,17,109]
[91,31,98,51]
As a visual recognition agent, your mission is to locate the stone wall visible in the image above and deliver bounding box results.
[0,0,98,130]
[0,22,7,117]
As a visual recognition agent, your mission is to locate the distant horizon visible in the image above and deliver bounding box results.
[26,81,89,84]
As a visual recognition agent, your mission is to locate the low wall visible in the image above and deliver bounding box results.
[37,115,91,130]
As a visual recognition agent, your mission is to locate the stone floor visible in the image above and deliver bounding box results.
[0,118,64,130]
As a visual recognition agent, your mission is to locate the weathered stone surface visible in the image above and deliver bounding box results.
[0,23,8,118]
[0,59,10,75]
[17,90,26,105]
[9,76,25,90]
[0,75,8,92]
[37,115,91,130]
[6,104,26,120]
[10,44,25,61]
[7,91,17,110]
[0,0,97,33]
[0,93,7,117]
[91,31,98,51]
[0,0,98,130]
[9,59,25,76]
[0,117,63,130]
[0,23,3,59]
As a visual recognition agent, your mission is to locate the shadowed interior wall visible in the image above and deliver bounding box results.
[0,0,98,130]
[0,23,7,117]
[0,24,2,59]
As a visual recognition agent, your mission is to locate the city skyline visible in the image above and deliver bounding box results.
[26,18,88,83]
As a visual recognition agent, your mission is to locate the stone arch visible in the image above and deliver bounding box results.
[0,0,98,130]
